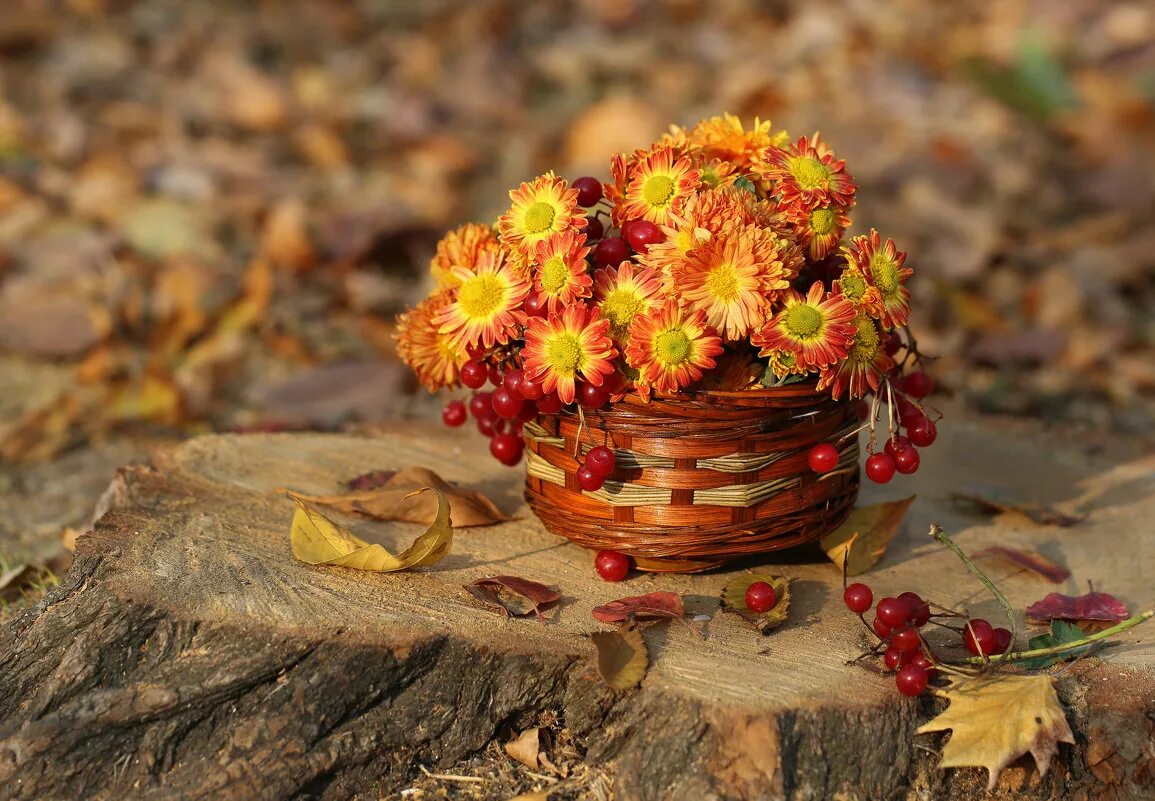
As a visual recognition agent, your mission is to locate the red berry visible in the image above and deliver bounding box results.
[896,664,929,696]
[625,220,662,253]
[963,619,997,656]
[843,582,873,614]
[491,386,523,419]
[993,627,1013,654]
[872,616,893,639]
[488,364,504,387]
[442,400,467,427]
[903,371,933,399]
[516,402,538,423]
[908,651,938,679]
[490,432,522,465]
[865,452,897,484]
[476,412,504,438]
[884,435,911,458]
[896,397,920,424]
[744,581,778,613]
[883,332,902,356]
[594,550,631,582]
[892,444,920,475]
[807,443,839,474]
[898,591,930,627]
[876,597,909,628]
[577,465,605,492]
[604,370,630,395]
[585,215,604,241]
[461,360,488,389]
[504,368,525,398]
[469,392,493,419]
[519,373,545,400]
[883,646,911,671]
[578,381,609,409]
[525,292,548,318]
[572,176,603,208]
[593,237,629,268]
[536,392,563,414]
[907,418,937,448]
[892,626,922,653]
[586,446,616,477]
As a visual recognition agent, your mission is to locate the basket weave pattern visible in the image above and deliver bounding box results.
[524,383,860,567]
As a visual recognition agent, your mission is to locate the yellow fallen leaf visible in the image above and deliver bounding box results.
[504,727,541,769]
[289,487,452,572]
[591,621,648,691]
[819,496,915,575]
[720,574,791,634]
[918,674,1075,789]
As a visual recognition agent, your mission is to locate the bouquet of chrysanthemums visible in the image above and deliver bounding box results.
[396,114,937,482]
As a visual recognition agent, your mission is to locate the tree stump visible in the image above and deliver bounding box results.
[2,416,1154,800]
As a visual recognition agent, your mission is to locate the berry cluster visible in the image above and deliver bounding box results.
[843,580,1014,697]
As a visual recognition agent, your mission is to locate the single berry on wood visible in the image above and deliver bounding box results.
[876,597,909,628]
[593,236,630,268]
[903,371,933,399]
[807,443,839,474]
[843,582,873,614]
[525,292,548,318]
[993,627,1013,654]
[578,381,610,409]
[442,400,467,427]
[577,465,605,492]
[490,432,521,465]
[895,664,929,697]
[884,435,912,458]
[585,215,605,241]
[963,619,997,657]
[572,176,603,208]
[536,392,563,414]
[893,444,920,474]
[744,581,778,613]
[907,418,937,448]
[625,220,663,253]
[891,627,922,653]
[461,359,488,389]
[585,446,616,477]
[872,616,893,639]
[865,452,897,484]
[897,591,930,627]
[469,391,493,419]
[594,550,631,582]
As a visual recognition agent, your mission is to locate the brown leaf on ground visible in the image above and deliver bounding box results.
[819,497,915,575]
[951,491,1085,527]
[1026,590,1129,623]
[290,466,508,527]
[591,591,684,623]
[918,674,1075,789]
[720,574,791,634]
[591,621,648,691]
[975,546,1071,583]
[465,576,560,621]
[504,727,542,769]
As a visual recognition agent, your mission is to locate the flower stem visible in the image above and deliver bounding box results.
[954,610,1153,666]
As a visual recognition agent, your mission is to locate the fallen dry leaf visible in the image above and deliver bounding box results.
[951,491,1085,527]
[465,575,560,621]
[504,727,542,769]
[0,564,30,596]
[918,674,1075,789]
[289,487,452,572]
[819,497,915,575]
[289,466,508,527]
[721,574,791,634]
[591,591,684,623]
[1026,590,1129,624]
[592,621,648,690]
[975,546,1070,583]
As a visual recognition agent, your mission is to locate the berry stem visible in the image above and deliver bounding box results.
[928,524,1018,664]
[955,610,1153,666]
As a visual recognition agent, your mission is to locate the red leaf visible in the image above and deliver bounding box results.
[465,575,561,622]
[1026,591,1129,623]
[976,546,1071,584]
[591,591,684,623]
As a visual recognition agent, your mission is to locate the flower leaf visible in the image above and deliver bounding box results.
[1019,620,1093,669]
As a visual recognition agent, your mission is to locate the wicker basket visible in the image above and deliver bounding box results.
[523,383,859,571]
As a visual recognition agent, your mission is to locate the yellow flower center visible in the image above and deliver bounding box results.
[789,156,831,190]
[655,329,691,366]
[838,270,867,302]
[601,288,645,331]
[783,303,823,339]
[871,257,899,294]
[850,316,879,362]
[546,332,584,375]
[675,228,697,253]
[523,201,556,234]
[706,263,740,303]
[643,175,675,208]
[539,256,569,294]
[809,208,836,235]
[457,274,506,320]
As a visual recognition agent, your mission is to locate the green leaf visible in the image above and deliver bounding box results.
[733,175,757,194]
[1020,620,1091,669]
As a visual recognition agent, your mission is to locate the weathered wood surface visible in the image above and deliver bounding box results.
[2,414,1154,800]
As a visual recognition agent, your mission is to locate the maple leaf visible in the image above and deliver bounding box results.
[918,674,1075,789]
[819,496,914,575]
[1026,590,1128,624]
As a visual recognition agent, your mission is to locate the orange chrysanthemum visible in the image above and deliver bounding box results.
[626,300,723,396]
[763,134,856,210]
[531,230,593,314]
[430,223,502,291]
[435,250,530,351]
[521,304,616,405]
[766,348,808,380]
[620,145,700,227]
[788,203,852,262]
[498,172,586,263]
[845,229,912,329]
[395,294,465,392]
[682,114,787,172]
[754,282,856,370]
[592,261,665,344]
[832,261,884,318]
[817,313,895,399]
[698,346,763,391]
